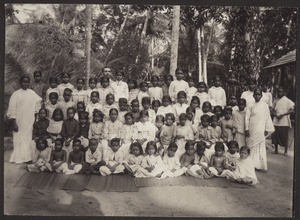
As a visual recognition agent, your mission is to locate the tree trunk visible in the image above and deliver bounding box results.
[104,5,132,65]
[141,10,150,44]
[85,4,92,88]
[169,5,180,77]
[197,28,202,82]
[151,36,155,69]
[200,26,207,84]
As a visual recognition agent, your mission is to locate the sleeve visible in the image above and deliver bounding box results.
[169,82,175,101]
[245,106,251,131]
[103,122,109,140]
[6,92,18,119]
[124,83,129,100]
[222,89,227,107]
[73,121,80,137]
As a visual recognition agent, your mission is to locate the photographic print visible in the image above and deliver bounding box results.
[3,3,297,217]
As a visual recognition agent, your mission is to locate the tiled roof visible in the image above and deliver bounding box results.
[264,50,296,69]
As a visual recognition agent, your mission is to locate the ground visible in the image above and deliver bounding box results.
[4,137,294,217]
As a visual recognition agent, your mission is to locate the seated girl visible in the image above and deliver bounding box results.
[225,146,259,185]
[208,142,230,177]
[123,142,144,176]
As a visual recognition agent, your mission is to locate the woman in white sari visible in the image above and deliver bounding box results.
[7,75,42,163]
[245,88,274,170]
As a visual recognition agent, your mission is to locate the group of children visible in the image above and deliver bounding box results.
[23,68,264,185]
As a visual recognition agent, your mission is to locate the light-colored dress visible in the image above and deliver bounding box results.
[195,92,209,109]
[135,155,165,178]
[241,90,255,107]
[135,121,157,150]
[110,81,129,101]
[233,109,246,148]
[175,124,196,158]
[98,86,113,105]
[208,86,227,107]
[245,101,274,170]
[123,154,144,175]
[57,83,74,101]
[100,148,125,176]
[169,80,189,102]
[149,86,163,102]
[161,155,185,178]
[173,103,189,122]
[226,157,259,185]
[157,105,175,117]
[7,89,42,163]
[72,89,87,105]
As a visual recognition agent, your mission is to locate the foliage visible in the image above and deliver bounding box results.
[220,6,297,82]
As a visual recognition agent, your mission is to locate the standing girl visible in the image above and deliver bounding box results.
[137,81,150,105]
[110,71,129,102]
[157,95,175,117]
[57,72,74,101]
[127,79,139,104]
[45,76,59,102]
[135,110,157,151]
[168,69,189,103]
[47,108,64,145]
[72,78,87,105]
[148,75,163,102]
[89,109,105,144]
[195,82,209,109]
[190,96,204,127]
[208,76,227,108]
[232,98,247,148]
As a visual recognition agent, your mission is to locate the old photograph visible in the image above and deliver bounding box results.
[3,3,297,217]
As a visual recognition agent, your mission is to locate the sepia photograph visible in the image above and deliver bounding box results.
[3,2,297,217]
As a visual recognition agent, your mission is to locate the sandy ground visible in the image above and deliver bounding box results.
[3,137,294,217]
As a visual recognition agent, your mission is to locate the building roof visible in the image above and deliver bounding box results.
[264,50,296,69]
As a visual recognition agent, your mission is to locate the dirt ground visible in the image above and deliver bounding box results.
[3,137,294,217]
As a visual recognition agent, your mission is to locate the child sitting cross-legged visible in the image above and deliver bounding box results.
[160,143,185,179]
[49,138,67,173]
[100,138,125,176]
[28,137,52,172]
[189,141,213,179]
[64,139,85,175]
[82,138,106,174]
[135,141,164,178]
[123,142,144,177]
[207,142,230,177]
[225,146,259,185]
[224,140,240,171]
[180,141,203,179]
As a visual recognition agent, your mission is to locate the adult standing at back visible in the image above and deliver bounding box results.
[241,79,256,107]
[6,75,42,163]
[245,88,274,171]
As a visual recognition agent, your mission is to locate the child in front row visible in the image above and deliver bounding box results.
[225,146,258,185]
[189,141,212,179]
[28,137,52,172]
[82,138,106,174]
[135,141,164,178]
[160,143,185,179]
[123,142,144,176]
[49,138,67,172]
[180,141,203,179]
[224,140,240,171]
[100,138,125,176]
[208,142,229,177]
[65,139,85,174]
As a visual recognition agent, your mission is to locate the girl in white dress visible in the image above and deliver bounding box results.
[123,142,144,176]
